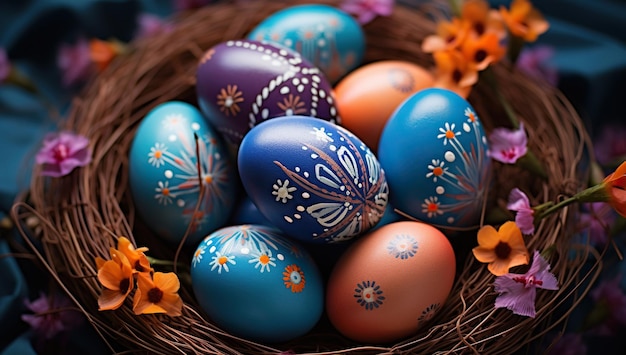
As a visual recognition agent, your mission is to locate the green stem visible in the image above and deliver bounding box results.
[536,196,580,220]
[536,183,608,220]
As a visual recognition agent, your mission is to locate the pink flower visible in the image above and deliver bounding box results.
[173,0,213,11]
[588,274,626,336]
[488,122,528,164]
[507,188,535,235]
[577,202,616,246]
[0,48,10,83]
[21,292,84,339]
[593,124,626,166]
[493,250,559,317]
[517,45,558,87]
[57,38,94,87]
[135,13,174,39]
[340,0,395,25]
[35,131,92,177]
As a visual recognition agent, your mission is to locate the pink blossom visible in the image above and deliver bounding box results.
[35,131,92,177]
[340,0,395,25]
[21,292,84,339]
[493,250,559,317]
[135,13,174,39]
[173,0,213,11]
[588,274,626,336]
[0,48,10,83]
[517,45,558,87]
[577,202,616,246]
[593,124,626,166]
[507,187,535,235]
[57,38,94,87]
[488,122,528,164]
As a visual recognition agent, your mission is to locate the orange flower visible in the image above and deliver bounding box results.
[432,49,478,98]
[602,161,626,218]
[461,32,506,71]
[97,252,134,311]
[89,39,125,72]
[117,236,152,273]
[461,0,505,39]
[421,17,470,53]
[133,272,183,316]
[499,0,549,42]
[472,221,529,276]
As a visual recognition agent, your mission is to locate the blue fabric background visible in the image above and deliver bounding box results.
[1,0,626,353]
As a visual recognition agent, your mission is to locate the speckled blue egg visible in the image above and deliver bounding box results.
[128,101,237,246]
[247,4,365,83]
[190,224,324,343]
[238,115,388,244]
[378,88,491,229]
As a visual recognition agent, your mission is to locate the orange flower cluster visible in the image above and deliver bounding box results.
[421,0,549,98]
[95,237,183,316]
[89,39,127,72]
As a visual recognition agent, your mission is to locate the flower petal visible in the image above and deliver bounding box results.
[477,224,500,248]
[98,260,123,290]
[488,257,513,276]
[153,272,180,293]
[98,288,126,310]
[472,246,496,263]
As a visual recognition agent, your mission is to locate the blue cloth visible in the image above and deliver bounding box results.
[1,0,626,353]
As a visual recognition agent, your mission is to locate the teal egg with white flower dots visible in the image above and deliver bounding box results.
[190,224,324,343]
[128,101,238,246]
[378,88,492,230]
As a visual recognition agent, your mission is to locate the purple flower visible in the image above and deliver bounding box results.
[493,250,559,318]
[488,122,528,164]
[547,332,587,355]
[507,188,535,235]
[35,131,92,177]
[588,274,626,336]
[577,202,616,246]
[517,45,558,87]
[57,38,94,87]
[340,0,395,25]
[593,124,626,166]
[135,13,174,39]
[0,47,11,83]
[21,292,84,339]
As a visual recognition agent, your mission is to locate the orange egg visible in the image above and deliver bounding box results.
[333,61,435,152]
[326,221,455,343]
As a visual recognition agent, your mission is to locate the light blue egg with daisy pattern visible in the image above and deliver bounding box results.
[190,224,324,343]
[378,88,492,230]
[128,101,238,246]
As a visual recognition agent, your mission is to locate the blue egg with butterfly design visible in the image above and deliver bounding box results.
[238,115,388,244]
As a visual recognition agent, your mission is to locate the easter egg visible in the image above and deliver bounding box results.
[128,101,237,245]
[378,88,491,229]
[238,115,388,244]
[190,224,324,343]
[196,39,340,145]
[248,4,365,83]
[326,221,456,343]
[334,60,435,152]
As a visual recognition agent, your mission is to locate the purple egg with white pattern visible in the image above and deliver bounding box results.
[238,116,388,244]
[196,39,340,145]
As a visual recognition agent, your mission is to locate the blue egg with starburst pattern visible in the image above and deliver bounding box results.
[238,116,388,244]
[378,88,492,230]
[247,4,365,83]
[190,224,324,343]
[128,101,238,246]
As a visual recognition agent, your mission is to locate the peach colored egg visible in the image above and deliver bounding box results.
[333,60,435,152]
[326,221,455,343]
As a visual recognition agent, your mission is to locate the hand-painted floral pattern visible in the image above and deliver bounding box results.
[354,280,385,310]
